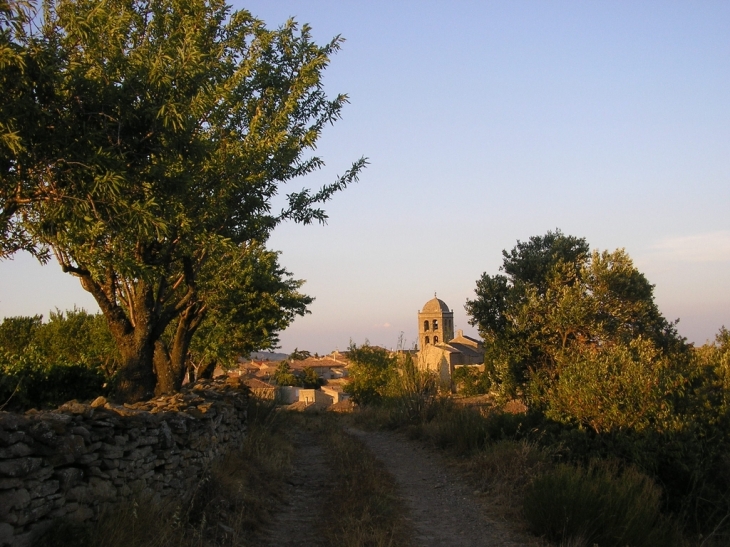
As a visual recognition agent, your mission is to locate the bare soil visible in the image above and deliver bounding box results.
[347,427,536,547]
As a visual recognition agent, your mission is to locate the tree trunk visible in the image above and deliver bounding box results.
[154,303,206,395]
[197,359,217,380]
[64,257,200,402]
[75,274,168,402]
[115,337,157,402]
[153,340,174,396]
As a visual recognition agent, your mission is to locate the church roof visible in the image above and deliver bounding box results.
[447,342,483,359]
[421,297,450,314]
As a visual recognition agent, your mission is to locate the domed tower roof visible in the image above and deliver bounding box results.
[421,296,450,314]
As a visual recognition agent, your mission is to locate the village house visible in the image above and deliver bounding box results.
[288,355,349,380]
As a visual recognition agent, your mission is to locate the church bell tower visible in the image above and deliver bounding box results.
[418,294,454,349]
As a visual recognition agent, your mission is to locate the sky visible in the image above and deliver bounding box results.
[1,1,729,354]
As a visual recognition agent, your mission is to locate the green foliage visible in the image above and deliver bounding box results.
[187,242,313,372]
[289,348,312,361]
[451,366,490,396]
[0,310,115,409]
[0,347,106,410]
[542,337,688,434]
[523,461,678,547]
[0,314,41,355]
[272,361,299,387]
[466,230,688,433]
[344,343,397,405]
[34,309,120,372]
[2,0,364,400]
[300,367,323,388]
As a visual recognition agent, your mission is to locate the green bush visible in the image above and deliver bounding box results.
[0,310,115,410]
[523,460,679,547]
[451,366,490,395]
[0,348,106,410]
[344,344,397,405]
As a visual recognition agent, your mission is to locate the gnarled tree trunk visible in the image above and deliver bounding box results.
[154,302,207,395]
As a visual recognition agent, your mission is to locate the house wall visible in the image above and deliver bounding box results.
[276,386,300,404]
[297,389,333,407]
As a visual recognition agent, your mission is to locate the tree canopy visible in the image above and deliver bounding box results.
[466,230,690,432]
[1,0,364,400]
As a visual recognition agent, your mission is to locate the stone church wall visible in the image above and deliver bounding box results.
[0,378,248,547]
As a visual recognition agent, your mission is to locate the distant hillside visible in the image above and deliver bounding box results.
[247,351,289,361]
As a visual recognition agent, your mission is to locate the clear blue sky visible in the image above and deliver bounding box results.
[1,1,728,353]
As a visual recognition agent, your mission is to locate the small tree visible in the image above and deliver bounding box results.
[344,343,396,405]
[272,361,299,387]
[301,366,322,388]
[466,231,689,420]
[158,241,312,391]
[289,348,312,361]
[0,315,42,355]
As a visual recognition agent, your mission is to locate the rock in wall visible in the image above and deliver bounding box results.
[0,378,248,547]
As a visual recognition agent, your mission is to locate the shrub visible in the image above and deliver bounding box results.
[0,348,106,410]
[344,344,397,405]
[523,460,679,547]
[420,405,489,454]
[380,352,441,426]
[452,365,491,395]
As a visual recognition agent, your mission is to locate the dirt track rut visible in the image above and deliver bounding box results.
[348,428,532,547]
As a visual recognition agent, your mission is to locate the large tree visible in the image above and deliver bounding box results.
[1,0,364,400]
[466,230,688,427]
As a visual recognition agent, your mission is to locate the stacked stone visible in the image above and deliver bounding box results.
[0,378,248,547]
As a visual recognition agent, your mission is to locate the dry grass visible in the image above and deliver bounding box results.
[319,416,413,547]
[464,439,552,521]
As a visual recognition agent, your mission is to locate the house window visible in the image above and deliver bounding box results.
[433,319,439,330]
[424,320,429,331]
[425,336,430,345]
[434,336,439,344]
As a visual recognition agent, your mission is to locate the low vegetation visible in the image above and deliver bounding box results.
[349,333,729,546]
[320,418,412,547]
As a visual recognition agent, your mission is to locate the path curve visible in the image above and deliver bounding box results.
[348,428,533,547]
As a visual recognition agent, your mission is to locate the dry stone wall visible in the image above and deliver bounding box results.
[0,378,248,547]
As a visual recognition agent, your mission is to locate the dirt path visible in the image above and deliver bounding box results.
[348,428,534,547]
[257,429,330,547]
